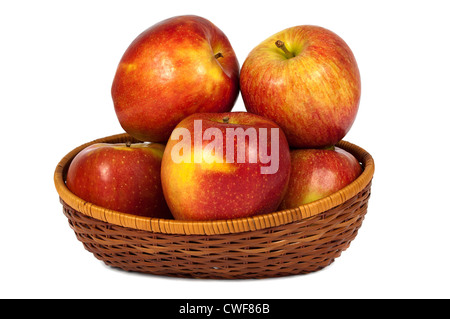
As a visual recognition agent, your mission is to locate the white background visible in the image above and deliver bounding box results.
[1,0,449,299]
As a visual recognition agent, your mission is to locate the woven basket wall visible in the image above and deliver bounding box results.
[54,133,375,279]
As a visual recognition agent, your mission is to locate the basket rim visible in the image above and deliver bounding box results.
[54,133,375,235]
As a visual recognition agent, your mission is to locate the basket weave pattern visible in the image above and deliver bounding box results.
[55,133,374,279]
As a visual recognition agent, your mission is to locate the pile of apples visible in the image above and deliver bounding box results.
[66,15,362,221]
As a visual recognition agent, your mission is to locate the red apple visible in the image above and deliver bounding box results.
[240,25,361,148]
[66,142,172,218]
[111,15,240,143]
[161,112,291,221]
[279,147,362,209]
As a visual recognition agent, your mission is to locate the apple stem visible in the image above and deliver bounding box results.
[214,52,224,59]
[126,141,132,147]
[275,40,295,58]
[222,116,229,123]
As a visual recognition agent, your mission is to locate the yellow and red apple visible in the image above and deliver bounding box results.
[66,142,172,218]
[240,25,361,148]
[161,112,291,221]
[111,15,240,143]
[279,147,362,209]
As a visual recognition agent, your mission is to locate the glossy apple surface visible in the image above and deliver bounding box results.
[279,147,362,209]
[66,142,172,218]
[112,15,240,143]
[161,112,291,221]
[240,25,361,148]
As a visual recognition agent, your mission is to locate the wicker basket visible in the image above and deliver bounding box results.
[54,133,374,279]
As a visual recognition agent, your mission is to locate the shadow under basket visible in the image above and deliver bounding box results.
[54,133,375,279]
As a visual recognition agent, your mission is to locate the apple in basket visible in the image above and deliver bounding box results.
[111,15,240,143]
[278,147,362,209]
[161,112,291,221]
[240,25,361,148]
[66,142,173,218]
